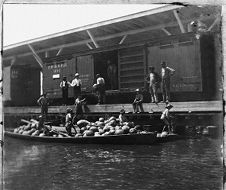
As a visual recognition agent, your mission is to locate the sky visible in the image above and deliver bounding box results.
[3,4,163,46]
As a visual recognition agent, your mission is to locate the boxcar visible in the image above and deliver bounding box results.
[43,32,216,104]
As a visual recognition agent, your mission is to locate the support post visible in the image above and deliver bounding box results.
[86,43,93,49]
[161,28,171,35]
[45,51,49,58]
[208,16,220,31]
[119,35,127,45]
[86,30,99,48]
[56,48,63,56]
[27,44,43,68]
[173,10,185,33]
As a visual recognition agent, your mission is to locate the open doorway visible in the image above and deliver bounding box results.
[93,50,118,90]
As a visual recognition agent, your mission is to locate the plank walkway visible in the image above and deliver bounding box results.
[3,100,223,114]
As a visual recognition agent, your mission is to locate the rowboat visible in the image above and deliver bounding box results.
[4,131,158,145]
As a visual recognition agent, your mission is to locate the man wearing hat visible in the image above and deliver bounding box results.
[71,73,82,100]
[37,92,49,119]
[60,76,71,105]
[160,103,174,133]
[65,108,76,136]
[147,66,161,103]
[160,61,175,102]
[132,89,144,113]
[95,74,106,104]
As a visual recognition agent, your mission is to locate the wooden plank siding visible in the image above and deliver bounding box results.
[118,46,145,91]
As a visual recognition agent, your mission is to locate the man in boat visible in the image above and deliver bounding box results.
[147,66,161,103]
[132,89,144,113]
[65,108,76,136]
[118,109,128,125]
[60,76,70,105]
[160,61,175,102]
[95,74,106,104]
[71,73,82,100]
[72,96,86,125]
[160,103,173,133]
[37,92,49,119]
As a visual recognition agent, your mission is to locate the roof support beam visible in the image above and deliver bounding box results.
[207,16,220,31]
[161,28,171,35]
[45,51,49,58]
[119,35,127,45]
[86,30,99,48]
[27,44,43,68]
[56,48,63,56]
[86,43,93,50]
[173,10,185,33]
[4,15,214,61]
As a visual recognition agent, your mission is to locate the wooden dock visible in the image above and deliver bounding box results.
[3,100,223,115]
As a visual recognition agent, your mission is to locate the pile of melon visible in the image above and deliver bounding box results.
[13,119,66,137]
[74,117,147,137]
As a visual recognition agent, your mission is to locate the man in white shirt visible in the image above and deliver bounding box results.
[71,73,82,100]
[96,74,106,104]
[60,76,70,105]
[160,103,173,133]
[161,61,175,102]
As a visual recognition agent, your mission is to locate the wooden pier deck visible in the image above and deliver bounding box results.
[4,101,223,115]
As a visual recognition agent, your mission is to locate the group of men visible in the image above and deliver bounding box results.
[132,61,175,113]
[60,73,106,105]
[147,61,175,103]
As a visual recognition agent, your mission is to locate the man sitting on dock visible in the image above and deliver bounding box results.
[132,89,144,113]
[160,103,173,133]
[37,92,49,119]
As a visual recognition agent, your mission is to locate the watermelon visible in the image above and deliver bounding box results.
[84,130,94,136]
[90,126,98,132]
[77,120,90,128]
[122,125,130,134]
[103,125,111,132]
[14,128,19,133]
[99,117,104,122]
[31,130,40,136]
[115,129,124,135]
[129,128,137,134]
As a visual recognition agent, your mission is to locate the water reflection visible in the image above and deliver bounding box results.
[4,137,222,190]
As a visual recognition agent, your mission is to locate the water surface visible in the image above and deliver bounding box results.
[4,136,223,190]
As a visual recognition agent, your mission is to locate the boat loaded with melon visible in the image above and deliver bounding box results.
[5,116,181,145]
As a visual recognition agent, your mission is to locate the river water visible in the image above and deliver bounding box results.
[3,136,223,190]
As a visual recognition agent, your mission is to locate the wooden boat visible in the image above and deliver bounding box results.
[4,131,158,145]
[156,133,182,143]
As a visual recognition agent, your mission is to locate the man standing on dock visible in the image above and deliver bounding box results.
[147,66,161,103]
[107,60,117,90]
[95,74,106,104]
[37,92,49,119]
[160,61,175,102]
[60,76,70,105]
[71,73,82,100]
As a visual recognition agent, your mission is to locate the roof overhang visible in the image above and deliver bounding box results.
[3,4,221,65]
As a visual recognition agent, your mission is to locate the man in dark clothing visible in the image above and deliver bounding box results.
[95,74,106,104]
[147,67,161,103]
[37,93,49,119]
[60,76,70,105]
[132,89,144,113]
[161,61,175,102]
[107,60,117,90]
[65,108,76,136]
